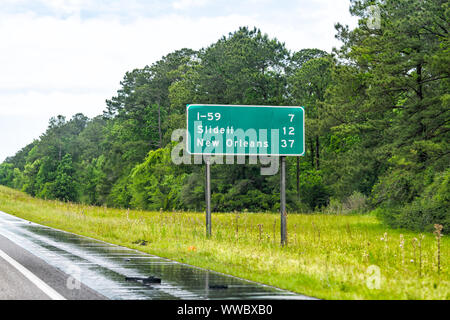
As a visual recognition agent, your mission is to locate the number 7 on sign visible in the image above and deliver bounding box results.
[288,114,295,122]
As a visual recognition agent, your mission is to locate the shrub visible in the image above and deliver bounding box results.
[0,163,14,187]
[325,191,367,214]
[376,169,449,234]
[299,170,331,211]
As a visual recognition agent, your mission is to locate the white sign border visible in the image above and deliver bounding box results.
[186,104,306,157]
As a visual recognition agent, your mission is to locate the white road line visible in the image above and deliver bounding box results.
[0,248,66,300]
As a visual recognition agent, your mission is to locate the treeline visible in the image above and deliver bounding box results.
[1,0,448,233]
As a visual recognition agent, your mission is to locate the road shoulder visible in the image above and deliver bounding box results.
[0,234,107,300]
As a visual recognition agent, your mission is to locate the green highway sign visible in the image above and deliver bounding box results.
[186,104,305,156]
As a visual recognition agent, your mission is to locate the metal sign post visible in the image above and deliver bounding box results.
[205,159,211,237]
[280,156,287,246]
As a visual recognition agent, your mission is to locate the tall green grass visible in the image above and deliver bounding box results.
[0,185,447,299]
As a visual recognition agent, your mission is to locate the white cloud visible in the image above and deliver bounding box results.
[0,9,355,99]
[0,12,253,118]
[38,0,89,14]
[172,0,208,10]
[0,91,108,117]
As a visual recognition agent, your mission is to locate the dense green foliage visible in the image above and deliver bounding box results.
[326,0,449,232]
[1,0,448,233]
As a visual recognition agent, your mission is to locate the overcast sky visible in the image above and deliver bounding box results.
[0,0,358,162]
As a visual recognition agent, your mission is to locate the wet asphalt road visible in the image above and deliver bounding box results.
[0,210,313,300]
[0,233,105,300]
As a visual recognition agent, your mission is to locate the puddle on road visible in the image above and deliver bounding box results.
[0,211,312,300]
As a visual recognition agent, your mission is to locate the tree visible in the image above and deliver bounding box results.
[0,163,14,187]
[288,50,332,203]
[290,54,333,170]
[21,159,41,196]
[53,154,77,202]
[193,27,289,105]
[130,144,186,210]
[168,27,294,211]
[326,0,449,229]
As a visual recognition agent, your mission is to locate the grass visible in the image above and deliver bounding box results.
[0,185,447,300]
